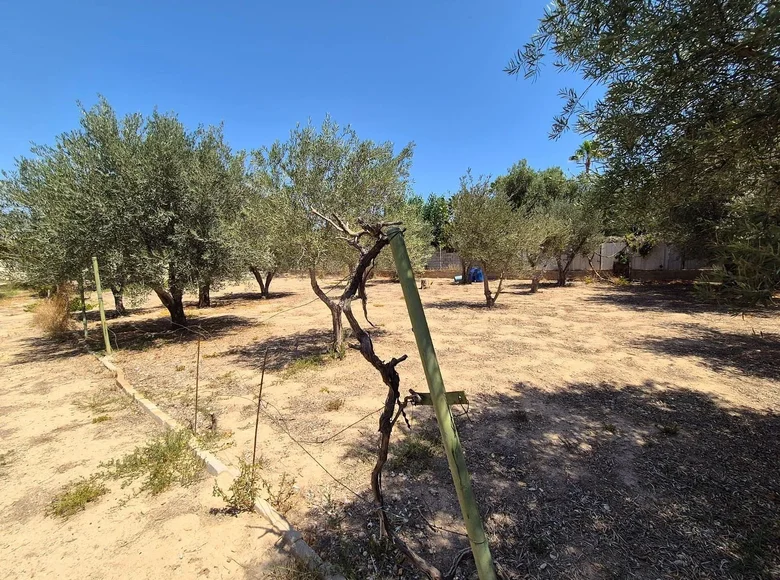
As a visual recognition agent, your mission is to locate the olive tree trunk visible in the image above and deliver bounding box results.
[481,263,505,308]
[111,286,128,316]
[249,266,275,299]
[309,267,345,356]
[197,284,211,308]
[154,265,186,327]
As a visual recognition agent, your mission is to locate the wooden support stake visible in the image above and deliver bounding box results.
[91,257,111,354]
[388,227,497,580]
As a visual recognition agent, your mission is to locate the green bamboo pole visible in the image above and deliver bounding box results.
[91,257,112,355]
[78,274,88,339]
[387,227,496,580]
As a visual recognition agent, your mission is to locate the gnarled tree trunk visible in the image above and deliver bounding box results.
[197,284,211,308]
[481,262,504,307]
[460,258,472,284]
[111,285,128,316]
[249,266,275,299]
[154,265,186,327]
[556,256,570,286]
[154,286,186,327]
[309,267,345,356]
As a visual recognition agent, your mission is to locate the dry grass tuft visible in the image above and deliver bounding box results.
[32,288,72,336]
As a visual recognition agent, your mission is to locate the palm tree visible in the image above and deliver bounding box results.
[570,140,605,174]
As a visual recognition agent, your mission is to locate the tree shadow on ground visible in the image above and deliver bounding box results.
[302,381,780,579]
[211,291,295,307]
[228,327,388,372]
[636,323,780,381]
[424,299,508,311]
[83,314,254,352]
[10,334,86,366]
[583,283,772,315]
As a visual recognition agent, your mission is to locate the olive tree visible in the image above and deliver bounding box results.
[255,117,414,354]
[447,171,523,307]
[508,0,780,304]
[139,114,247,323]
[231,184,301,298]
[543,181,604,286]
[1,98,152,315]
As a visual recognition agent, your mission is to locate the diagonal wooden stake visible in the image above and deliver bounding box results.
[388,227,497,580]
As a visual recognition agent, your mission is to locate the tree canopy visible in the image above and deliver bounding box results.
[507,0,780,303]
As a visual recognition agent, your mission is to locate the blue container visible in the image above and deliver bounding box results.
[469,267,484,282]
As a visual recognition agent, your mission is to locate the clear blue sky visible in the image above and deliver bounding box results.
[1,0,596,195]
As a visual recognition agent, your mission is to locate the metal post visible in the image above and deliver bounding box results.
[387,227,497,580]
[91,257,111,354]
[252,348,269,481]
[194,337,200,435]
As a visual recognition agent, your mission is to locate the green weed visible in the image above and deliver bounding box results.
[388,431,441,473]
[262,472,298,515]
[92,415,111,424]
[101,430,203,495]
[47,478,108,518]
[284,355,325,377]
[213,457,263,514]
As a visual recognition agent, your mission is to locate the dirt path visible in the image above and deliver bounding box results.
[0,294,287,580]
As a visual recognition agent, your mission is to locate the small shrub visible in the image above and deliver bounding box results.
[658,423,680,436]
[23,301,40,312]
[47,478,108,518]
[324,398,344,412]
[92,415,111,424]
[603,423,617,433]
[262,472,298,515]
[266,559,323,580]
[32,290,72,336]
[284,355,325,377]
[175,365,186,372]
[612,276,631,287]
[68,296,94,312]
[213,457,262,514]
[101,430,203,495]
[0,282,24,300]
[388,432,440,473]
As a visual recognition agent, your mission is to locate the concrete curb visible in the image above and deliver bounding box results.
[90,350,345,580]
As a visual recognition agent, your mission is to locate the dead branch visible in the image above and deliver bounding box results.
[326,213,468,580]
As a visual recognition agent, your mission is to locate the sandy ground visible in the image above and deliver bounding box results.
[0,293,293,580]
[22,276,780,578]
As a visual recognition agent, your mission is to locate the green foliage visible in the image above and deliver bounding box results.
[213,457,262,513]
[421,194,451,249]
[542,181,605,284]
[1,97,248,325]
[261,472,298,515]
[493,159,577,211]
[698,193,780,306]
[388,429,441,474]
[508,0,780,304]
[284,354,326,377]
[254,116,415,275]
[101,430,203,495]
[447,170,523,295]
[569,140,606,175]
[47,478,108,518]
